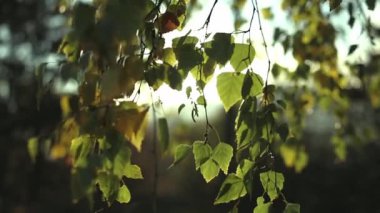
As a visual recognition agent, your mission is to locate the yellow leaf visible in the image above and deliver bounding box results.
[261,8,273,20]
[280,144,296,167]
[280,144,309,173]
[27,137,39,163]
[59,117,80,146]
[113,103,149,151]
[60,96,71,117]
[50,144,67,160]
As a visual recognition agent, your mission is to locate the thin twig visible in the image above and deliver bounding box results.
[198,0,218,33]
[150,91,159,213]
[254,0,271,89]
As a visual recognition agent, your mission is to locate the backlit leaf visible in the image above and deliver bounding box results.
[193,141,212,170]
[97,172,119,202]
[262,8,273,19]
[211,142,233,174]
[217,72,244,111]
[113,103,149,151]
[253,202,272,213]
[280,143,309,173]
[236,159,254,178]
[200,158,220,182]
[70,135,93,168]
[163,48,177,66]
[230,44,255,72]
[332,135,347,161]
[197,95,206,105]
[27,137,39,163]
[214,174,247,204]
[250,73,264,96]
[169,144,192,168]
[50,144,67,160]
[113,147,132,178]
[116,185,131,203]
[284,203,301,213]
[124,164,143,179]
[259,171,285,201]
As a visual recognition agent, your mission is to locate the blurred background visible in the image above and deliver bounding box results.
[1,0,380,212]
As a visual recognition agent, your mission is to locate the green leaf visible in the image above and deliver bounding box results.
[193,141,212,170]
[214,174,247,204]
[200,159,220,182]
[256,196,265,205]
[284,203,301,213]
[113,147,132,178]
[178,103,186,114]
[329,0,342,11]
[167,67,183,90]
[71,168,94,203]
[249,142,261,161]
[174,44,203,71]
[348,44,358,55]
[212,142,233,174]
[169,144,192,168]
[332,135,347,161]
[97,172,119,202]
[158,118,170,151]
[204,33,234,65]
[250,73,264,96]
[253,202,272,213]
[230,44,255,72]
[241,73,253,98]
[70,135,93,168]
[116,185,131,203]
[236,159,254,178]
[197,95,206,105]
[365,0,376,10]
[163,48,177,66]
[27,137,39,163]
[172,35,199,47]
[259,171,285,201]
[186,86,192,98]
[261,7,273,19]
[217,72,244,111]
[294,150,309,172]
[124,164,143,179]
[279,138,308,172]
